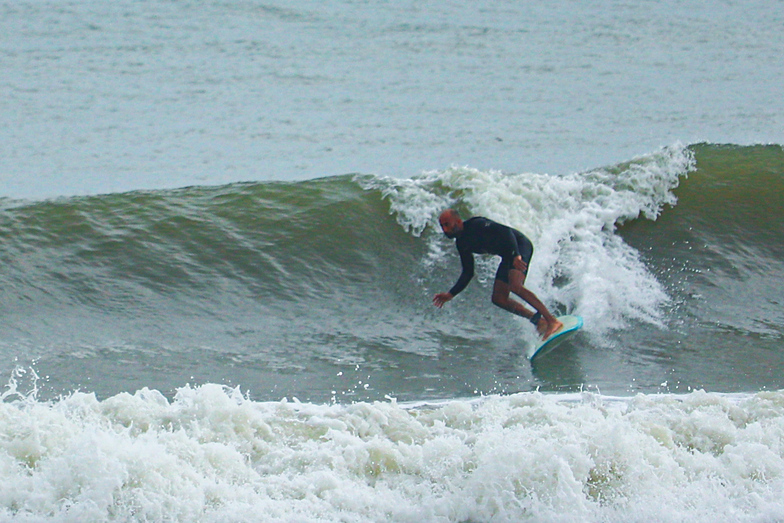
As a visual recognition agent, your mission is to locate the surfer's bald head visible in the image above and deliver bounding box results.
[438,209,463,239]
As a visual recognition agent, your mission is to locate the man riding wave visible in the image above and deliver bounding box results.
[433,209,563,339]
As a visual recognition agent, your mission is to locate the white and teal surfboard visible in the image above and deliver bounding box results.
[529,315,583,361]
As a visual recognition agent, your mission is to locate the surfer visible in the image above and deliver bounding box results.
[433,209,563,339]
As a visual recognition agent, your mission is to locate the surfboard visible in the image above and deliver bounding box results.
[529,315,583,361]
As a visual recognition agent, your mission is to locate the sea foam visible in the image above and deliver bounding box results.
[2,381,783,522]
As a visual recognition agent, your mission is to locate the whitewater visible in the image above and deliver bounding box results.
[3,382,784,522]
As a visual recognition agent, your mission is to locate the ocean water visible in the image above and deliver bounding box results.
[2,0,784,521]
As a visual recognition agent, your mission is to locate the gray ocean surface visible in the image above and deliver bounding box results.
[2,2,784,521]
[3,0,782,199]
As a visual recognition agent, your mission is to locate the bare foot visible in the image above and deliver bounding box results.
[538,318,564,340]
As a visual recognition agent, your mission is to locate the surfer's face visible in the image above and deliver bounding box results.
[439,213,463,239]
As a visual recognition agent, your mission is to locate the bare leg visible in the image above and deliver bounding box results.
[492,278,535,319]
[492,270,563,339]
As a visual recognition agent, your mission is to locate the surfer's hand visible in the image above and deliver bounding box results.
[513,255,528,273]
[433,292,453,308]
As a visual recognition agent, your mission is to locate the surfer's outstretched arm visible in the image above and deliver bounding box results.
[433,241,474,308]
[433,292,453,308]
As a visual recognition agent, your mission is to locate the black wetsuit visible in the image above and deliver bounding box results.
[448,217,534,297]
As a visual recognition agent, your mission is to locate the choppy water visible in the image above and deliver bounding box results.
[2,0,784,521]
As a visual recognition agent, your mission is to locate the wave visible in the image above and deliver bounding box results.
[2,143,784,520]
[2,381,783,522]
[618,143,784,338]
[1,142,782,401]
[2,143,697,330]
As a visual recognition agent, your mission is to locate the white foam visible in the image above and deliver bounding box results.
[367,143,696,336]
[2,383,784,522]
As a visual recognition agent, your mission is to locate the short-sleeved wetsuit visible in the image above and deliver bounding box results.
[448,216,534,297]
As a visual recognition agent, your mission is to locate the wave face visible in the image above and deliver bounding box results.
[621,143,784,334]
[2,143,784,402]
